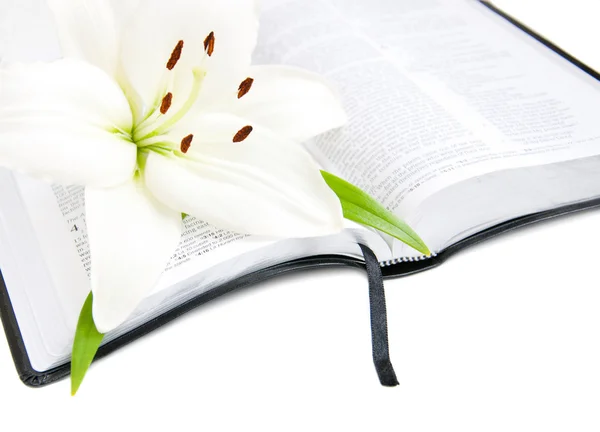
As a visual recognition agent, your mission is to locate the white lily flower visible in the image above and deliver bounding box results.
[0,0,347,333]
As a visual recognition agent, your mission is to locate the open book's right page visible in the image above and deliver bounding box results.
[256,0,600,254]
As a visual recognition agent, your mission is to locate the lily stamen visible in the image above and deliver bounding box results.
[166,40,184,70]
[204,32,215,56]
[134,67,207,142]
[160,92,173,114]
[238,77,254,99]
[180,134,194,153]
[136,72,174,127]
[233,125,253,142]
[135,34,215,138]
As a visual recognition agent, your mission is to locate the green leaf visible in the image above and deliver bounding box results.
[321,171,431,256]
[182,213,188,220]
[71,292,104,396]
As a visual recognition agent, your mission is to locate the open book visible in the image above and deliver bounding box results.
[3,0,600,386]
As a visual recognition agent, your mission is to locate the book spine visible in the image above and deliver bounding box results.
[380,253,438,268]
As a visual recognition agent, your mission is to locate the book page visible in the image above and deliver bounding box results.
[257,0,600,222]
[1,170,392,369]
[13,176,277,325]
[9,174,391,356]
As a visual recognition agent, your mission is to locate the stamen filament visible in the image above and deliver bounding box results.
[138,110,162,133]
[110,126,134,141]
[137,145,176,169]
[147,144,176,155]
[136,135,177,149]
[134,68,206,142]
[136,74,172,127]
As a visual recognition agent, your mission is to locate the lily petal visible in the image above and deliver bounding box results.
[46,0,121,77]
[144,114,345,238]
[86,177,182,333]
[228,65,348,142]
[0,60,136,187]
[119,0,258,117]
[109,0,141,28]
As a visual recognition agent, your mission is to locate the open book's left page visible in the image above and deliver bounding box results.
[2,169,392,372]
[0,171,259,370]
[2,170,391,371]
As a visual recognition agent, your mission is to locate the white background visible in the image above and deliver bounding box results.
[2,1,600,430]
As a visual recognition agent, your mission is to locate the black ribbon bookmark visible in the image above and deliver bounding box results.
[359,244,399,387]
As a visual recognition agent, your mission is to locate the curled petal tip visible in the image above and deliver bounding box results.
[91,301,125,334]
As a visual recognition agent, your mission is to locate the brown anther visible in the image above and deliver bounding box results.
[166,40,184,70]
[233,126,253,143]
[204,31,215,57]
[180,134,194,153]
[238,77,254,99]
[160,93,173,114]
